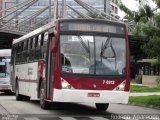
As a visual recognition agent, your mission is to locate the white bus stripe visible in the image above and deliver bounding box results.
[90,117,110,120]
[24,118,40,120]
[60,117,77,120]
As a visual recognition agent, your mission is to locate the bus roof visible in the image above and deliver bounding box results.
[0,49,11,57]
[13,19,125,45]
[13,21,55,45]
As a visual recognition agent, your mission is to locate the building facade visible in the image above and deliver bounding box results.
[1,0,15,19]
[66,0,119,18]
[110,0,119,18]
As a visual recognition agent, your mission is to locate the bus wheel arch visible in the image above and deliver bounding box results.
[39,81,50,109]
[38,77,43,98]
[95,103,109,111]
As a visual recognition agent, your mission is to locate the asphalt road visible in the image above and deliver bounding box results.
[0,92,160,120]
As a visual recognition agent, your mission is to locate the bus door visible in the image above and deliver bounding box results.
[46,33,54,99]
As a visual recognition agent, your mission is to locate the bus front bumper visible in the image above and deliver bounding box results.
[0,84,11,91]
[53,89,130,104]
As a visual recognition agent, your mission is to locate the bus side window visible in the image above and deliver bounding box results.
[35,35,40,60]
[22,41,26,63]
[29,38,34,61]
[33,37,35,49]
[17,44,20,53]
[41,33,44,46]
[20,42,24,63]
[17,44,21,64]
[32,37,36,61]
[38,35,41,47]
[44,32,48,46]
[25,39,29,62]
[35,36,38,48]
[30,38,33,50]
[21,42,24,52]
[38,34,43,59]
[15,45,19,64]
[11,47,16,64]
[42,32,49,59]
[23,40,28,51]
[23,40,29,63]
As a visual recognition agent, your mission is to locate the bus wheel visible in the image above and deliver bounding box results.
[95,103,109,111]
[40,84,49,109]
[15,82,23,101]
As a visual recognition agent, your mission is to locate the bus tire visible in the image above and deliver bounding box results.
[95,103,109,111]
[15,81,23,101]
[40,84,50,109]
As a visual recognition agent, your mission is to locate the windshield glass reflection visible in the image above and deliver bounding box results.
[60,35,126,76]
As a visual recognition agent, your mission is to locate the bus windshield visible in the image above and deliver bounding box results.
[0,57,10,78]
[60,35,126,76]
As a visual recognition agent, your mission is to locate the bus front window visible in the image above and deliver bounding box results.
[95,36,126,75]
[60,35,94,74]
[60,35,126,76]
[0,57,10,78]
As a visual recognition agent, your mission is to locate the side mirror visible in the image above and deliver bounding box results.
[51,30,58,52]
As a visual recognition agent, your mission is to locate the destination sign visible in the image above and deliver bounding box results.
[60,22,125,34]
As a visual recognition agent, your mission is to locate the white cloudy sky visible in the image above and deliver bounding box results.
[119,0,157,18]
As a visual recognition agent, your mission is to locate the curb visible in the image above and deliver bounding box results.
[128,103,160,110]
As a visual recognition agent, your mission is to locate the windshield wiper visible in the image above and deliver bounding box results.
[78,36,91,60]
[100,36,117,69]
[100,36,111,59]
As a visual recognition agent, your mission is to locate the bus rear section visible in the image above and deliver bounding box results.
[0,49,11,93]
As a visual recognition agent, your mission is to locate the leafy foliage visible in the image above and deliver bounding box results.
[142,36,160,58]
[141,13,160,59]
[154,0,160,7]
[119,1,160,60]
[151,58,159,66]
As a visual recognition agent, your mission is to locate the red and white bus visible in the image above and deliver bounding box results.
[11,19,130,111]
[0,49,12,93]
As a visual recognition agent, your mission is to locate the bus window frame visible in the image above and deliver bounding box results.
[59,32,127,79]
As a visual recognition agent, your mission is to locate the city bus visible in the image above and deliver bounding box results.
[0,49,12,93]
[11,19,130,111]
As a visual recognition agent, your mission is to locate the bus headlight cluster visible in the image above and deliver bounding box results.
[61,78,74,89]
[114,81,126,91]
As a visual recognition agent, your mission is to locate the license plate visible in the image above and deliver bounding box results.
[88,93,100,97]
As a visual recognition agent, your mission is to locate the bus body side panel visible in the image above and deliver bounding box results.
[125,26,130,92]
[0,50,11,92]
[15,62,38,100]
[0,78,11,92]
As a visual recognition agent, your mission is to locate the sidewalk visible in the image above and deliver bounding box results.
[130,92,160,96]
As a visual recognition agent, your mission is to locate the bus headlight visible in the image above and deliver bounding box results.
[114,81,126,91]
[61,78,74,89]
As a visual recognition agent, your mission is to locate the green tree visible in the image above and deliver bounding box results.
[141,13,160,61]
[154,0,160,7]
[119,0,160,62]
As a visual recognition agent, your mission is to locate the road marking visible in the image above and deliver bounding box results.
[60,117,77,120]
[24,118,40,120]
[90,117,110,120]
[0,104,9,114]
